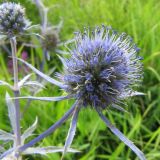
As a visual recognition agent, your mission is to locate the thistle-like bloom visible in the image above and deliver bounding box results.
[0,2,30,37]
[13,26,146,160]
[58,26,143,109]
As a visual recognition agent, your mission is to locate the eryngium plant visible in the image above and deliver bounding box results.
[16,25,146,160]
[0,2,30,37]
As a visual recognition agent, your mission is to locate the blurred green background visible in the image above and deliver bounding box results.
[0,0,160,159]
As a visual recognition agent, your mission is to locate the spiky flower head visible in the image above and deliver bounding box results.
[58,26,143,110]
[42,30,59,51]
[0,2,30,37]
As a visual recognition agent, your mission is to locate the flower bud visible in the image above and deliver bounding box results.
[0,2,30,37]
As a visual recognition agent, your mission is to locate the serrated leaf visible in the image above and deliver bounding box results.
[16,58,66,88]
[18,74,33,88]
[0,129,14,141]
[21,117,38,143]
[22,146,79,155]
[5,92,16,134]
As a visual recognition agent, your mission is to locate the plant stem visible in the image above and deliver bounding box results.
[34,0,48,72]
[10,37,21,153]
[34,0,48,31]
[19,101,78,152]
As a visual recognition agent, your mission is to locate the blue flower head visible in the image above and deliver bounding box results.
[0,2,30,37]
[59,25,143,110]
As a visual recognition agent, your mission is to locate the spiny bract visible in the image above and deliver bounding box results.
[58,26,143,110]
[0,2,30,37]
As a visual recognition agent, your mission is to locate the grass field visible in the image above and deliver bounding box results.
[0,0,160,159]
